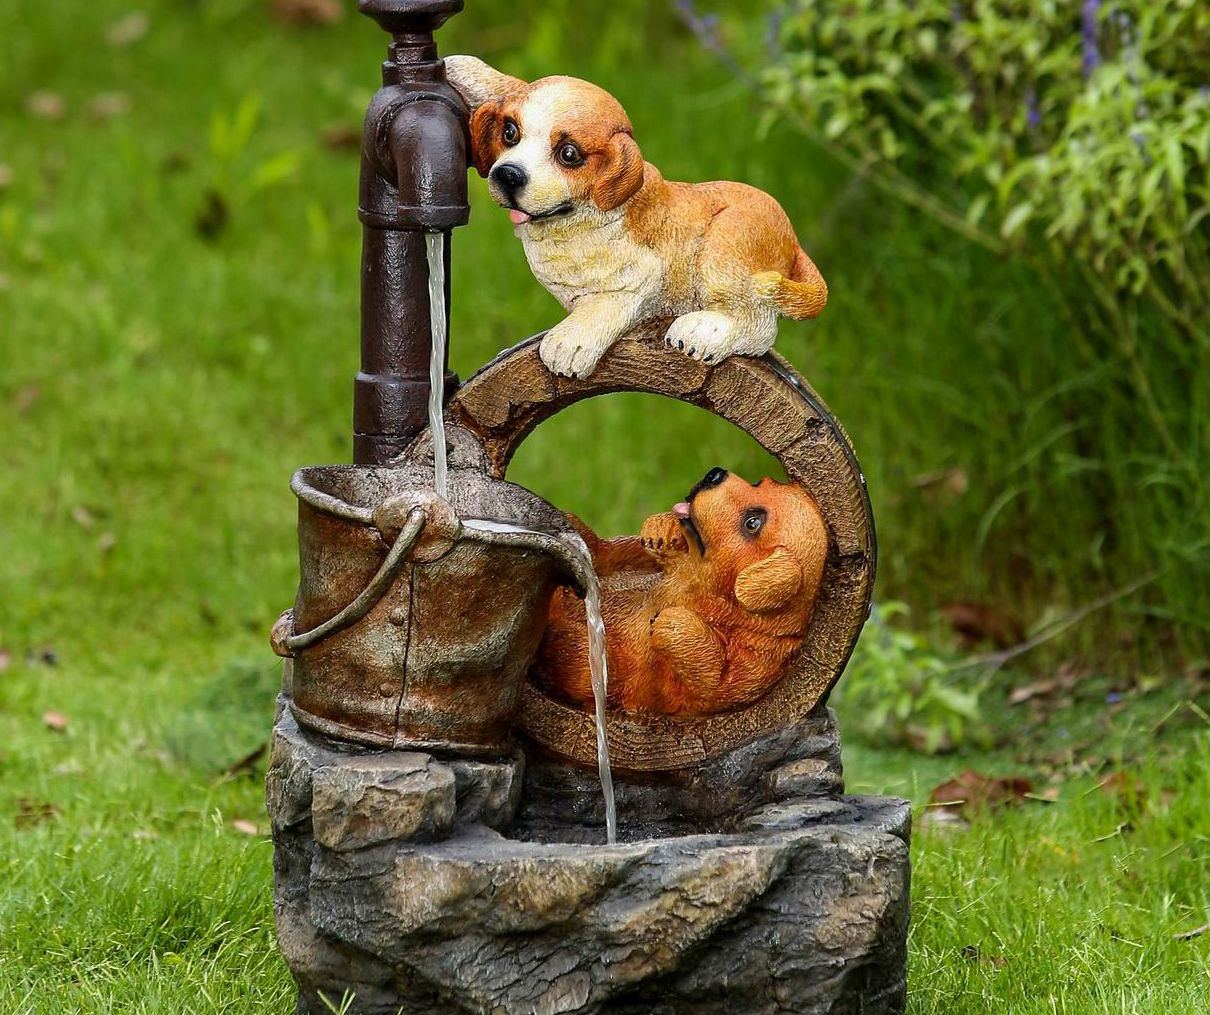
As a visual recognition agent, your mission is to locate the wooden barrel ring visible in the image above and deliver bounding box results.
[448,322,876,773]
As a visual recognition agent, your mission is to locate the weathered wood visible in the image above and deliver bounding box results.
[449,323,876,772]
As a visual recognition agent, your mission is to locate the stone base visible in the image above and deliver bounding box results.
[267,704,910,1015]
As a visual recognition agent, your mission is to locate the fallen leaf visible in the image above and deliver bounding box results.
[0,648,10,672]
[1174,924,1208,941]
[14,383,39,414]
[941,602,1023,649]
[960,944,1008,969]
[15,799,59,828]
[270,0,344,26]
[928,770,1035,814]
[160,152,191,175]
[131,828,159,840]
[27,91,65,120]
[71,505,95,528]
[53,760,83,776]
[42,710,69,732]
[194,188,229,239]
[917,806,970,833]
[221,743,267,778]
[910,466,969,500]
[0,164,12,188]
[321,122,361,151]
[86,92,131,120]
[97,531,117,553]
[1008,679,1059,706]
[105,11,150,47]
[231,819,261,836]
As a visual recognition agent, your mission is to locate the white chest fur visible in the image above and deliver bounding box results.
[518,213,663,312]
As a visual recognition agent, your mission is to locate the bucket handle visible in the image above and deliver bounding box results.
[281,507,426,655]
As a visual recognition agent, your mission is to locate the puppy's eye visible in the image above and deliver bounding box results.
[502,120,520,146]
[742,509,766,537]
[556,142,584,167]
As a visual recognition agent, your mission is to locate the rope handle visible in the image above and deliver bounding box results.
[274,507,427,656]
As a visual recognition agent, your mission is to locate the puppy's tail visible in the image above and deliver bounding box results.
[754,248,827,320]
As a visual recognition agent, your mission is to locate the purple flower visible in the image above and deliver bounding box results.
[1082,0,1101,78]
[674,0,725,58]
[1025,89,1041,130]
[1106,691,1123,704]
[766,8,785,56]
[673,0,755,84]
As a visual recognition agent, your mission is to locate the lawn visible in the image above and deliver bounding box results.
[0,1,1207,1012]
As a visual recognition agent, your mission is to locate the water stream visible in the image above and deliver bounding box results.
[423,238,616,844]
[424,231,449,499]
[461,519,618,844]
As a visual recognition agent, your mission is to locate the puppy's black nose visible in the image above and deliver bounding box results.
[702,467,728,488]
[490,162,528,196]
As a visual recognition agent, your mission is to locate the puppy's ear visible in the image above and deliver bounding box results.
[469,102,504,177]
[734,548,803,614]
[444,55,526,109]
[591,131,644,211]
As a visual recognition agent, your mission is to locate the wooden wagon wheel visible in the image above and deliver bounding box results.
[448,321,876,772]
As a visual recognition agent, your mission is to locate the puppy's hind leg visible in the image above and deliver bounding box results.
[665,302,777,363]
[664,311,736,364]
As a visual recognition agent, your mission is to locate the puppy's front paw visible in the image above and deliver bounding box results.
[664,311,738,364]
[539,322,611,378]
[640,512,687,561]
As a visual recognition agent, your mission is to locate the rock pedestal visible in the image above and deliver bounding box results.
[267,701,910,1015]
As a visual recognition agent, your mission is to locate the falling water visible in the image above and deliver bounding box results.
[424,231,448,499]
[461,519,617,844]
[567,531,617,845]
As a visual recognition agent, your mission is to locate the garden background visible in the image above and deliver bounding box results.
[1,0,1207,1011]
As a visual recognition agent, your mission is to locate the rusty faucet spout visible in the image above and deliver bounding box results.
[353,0,470,466]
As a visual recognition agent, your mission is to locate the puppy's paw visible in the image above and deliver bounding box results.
[664,311,738,364]
[539,322,612,378]
[640,512,687,561]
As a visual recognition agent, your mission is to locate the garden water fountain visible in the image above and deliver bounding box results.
[266,2,910,1012]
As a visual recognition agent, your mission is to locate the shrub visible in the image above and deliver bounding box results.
[684,0,1209,655]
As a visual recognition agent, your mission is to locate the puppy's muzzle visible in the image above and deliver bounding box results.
[490,162,528,200]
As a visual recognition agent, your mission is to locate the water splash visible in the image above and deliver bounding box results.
[461,519,617,843]
[424,231,448,499]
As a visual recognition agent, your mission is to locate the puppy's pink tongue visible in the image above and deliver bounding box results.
[673,502,690,520]
[508,209,531,225]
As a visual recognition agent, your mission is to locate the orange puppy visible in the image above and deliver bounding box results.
[445,56,827,378]
[533,469,829,717]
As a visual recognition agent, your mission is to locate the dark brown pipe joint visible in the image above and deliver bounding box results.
[354,0,471,466]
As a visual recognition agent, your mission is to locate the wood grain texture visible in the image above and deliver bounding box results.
[448,322,876,771]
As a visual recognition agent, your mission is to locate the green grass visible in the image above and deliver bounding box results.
[0,0,1207,1011]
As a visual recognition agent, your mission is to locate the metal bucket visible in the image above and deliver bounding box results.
[274,460,587,755]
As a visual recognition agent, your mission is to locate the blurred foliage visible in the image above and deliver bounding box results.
[683,0,1210,655]
[163,657,279,774]
[837,603,990,753]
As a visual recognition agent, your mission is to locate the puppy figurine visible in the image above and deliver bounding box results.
[445,56,827,378]
[532,468,829,717]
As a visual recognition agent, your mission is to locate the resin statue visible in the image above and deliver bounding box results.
[445,56,829,379]
[533,468,828,716]
[265,6,907,1012]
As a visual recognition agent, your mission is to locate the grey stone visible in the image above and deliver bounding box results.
[266,710,910,1015]
[516,707,844,840]
[311,752,456,851]
[450,752,524,830]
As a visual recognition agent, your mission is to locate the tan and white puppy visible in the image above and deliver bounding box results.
[445,56,827,378]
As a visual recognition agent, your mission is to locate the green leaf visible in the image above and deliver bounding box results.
[1000,201,1035,239]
